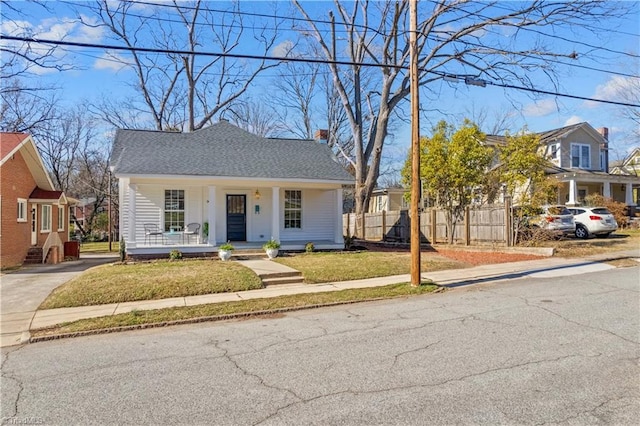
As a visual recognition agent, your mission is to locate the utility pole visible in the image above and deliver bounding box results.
[108,169,112,252]
[409,0,421,286]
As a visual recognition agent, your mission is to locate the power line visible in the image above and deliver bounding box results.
[2,34,639,108]
[44,1,640,80]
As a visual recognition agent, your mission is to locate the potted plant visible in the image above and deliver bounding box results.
[218,241,234,261]
[262,237,281,259]
[202,221,209,244]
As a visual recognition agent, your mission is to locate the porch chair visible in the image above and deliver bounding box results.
[144,223,164,245]
[183,223,201,244]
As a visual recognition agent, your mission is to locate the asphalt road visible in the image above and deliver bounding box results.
[1,266,638,425]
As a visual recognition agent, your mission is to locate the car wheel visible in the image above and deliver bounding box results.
[575,225,589,239]
[595,233,611,239]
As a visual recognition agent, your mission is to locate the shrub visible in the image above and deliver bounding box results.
[583,194,629,228]
[305,242,315,253]
[169,249,183,260]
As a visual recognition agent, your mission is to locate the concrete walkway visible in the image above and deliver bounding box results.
[2,249,639,347]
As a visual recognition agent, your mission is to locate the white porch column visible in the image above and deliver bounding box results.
[603,181,611,198]
[208,186,217,245]
[567,179,578,206]
[335,188,344,244]
[271,187,280,242]
[625,182,635,206]
[128,184,137,245]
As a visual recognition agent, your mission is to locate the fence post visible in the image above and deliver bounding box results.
[465,206,471,246]
[504,197,512,247]
[381,210,387,241]
[361,211,366,240]
[430,209,437,244]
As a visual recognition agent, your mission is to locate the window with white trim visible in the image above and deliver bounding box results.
[571,143,590,169]
[164,189,184,231]
[41,205,51,232]
[17,199,27,222]
[284,190,302,229]
[58,206,65,231]
[550,144,558,159]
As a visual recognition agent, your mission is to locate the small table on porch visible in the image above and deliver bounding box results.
[163,229,184,245]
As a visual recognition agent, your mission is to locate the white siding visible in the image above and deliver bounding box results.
[134,186,163,242]
[281,189,335,241]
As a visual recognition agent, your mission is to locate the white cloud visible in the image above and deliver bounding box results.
[94,52,134,72]
[272,40,294,57]
[585,75,636,108]
[564,115,583,126]
[522,99,557,117]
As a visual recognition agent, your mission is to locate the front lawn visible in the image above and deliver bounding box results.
[275,251,468,283]
[39,260,263,309]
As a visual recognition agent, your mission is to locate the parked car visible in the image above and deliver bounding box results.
[514,205,576,236]
[567,207,618,239]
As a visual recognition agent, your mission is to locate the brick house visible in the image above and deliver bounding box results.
[1,133,69,268]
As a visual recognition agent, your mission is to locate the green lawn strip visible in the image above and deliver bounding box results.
[79,242,120,253]
[39,260,262,309]
[31,283,439,338]
[275,251,467,283]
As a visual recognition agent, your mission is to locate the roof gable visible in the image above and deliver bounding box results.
[0,132,55,190]
[110,121,353,182]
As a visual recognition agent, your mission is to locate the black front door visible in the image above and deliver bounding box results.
[226,195,246,241]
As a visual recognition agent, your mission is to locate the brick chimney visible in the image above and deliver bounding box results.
[597,127,609,172]
[314,129,329,143]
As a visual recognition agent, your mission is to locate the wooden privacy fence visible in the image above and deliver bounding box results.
[343,203,512,246]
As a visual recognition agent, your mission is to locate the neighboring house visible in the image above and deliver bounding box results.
[1,133,69,268]
[110,119,353,257]
[368,187,408,213]
[610,147,640,176]
[488,122,639,213]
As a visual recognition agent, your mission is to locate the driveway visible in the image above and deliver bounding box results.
[0,254,117,347]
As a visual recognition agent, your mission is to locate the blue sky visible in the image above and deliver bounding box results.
[2,0,639,165]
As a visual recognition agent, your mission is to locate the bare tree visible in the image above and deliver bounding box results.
[223,98,286,137]
[293,0,629,215]
[0,79,59,133]
[84,0,283,131]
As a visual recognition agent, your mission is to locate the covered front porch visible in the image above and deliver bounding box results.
[551,171,639,213]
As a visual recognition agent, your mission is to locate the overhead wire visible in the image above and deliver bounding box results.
[2,34,639,108]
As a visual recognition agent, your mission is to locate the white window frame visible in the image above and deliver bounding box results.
[550,144,558,159]
[41,205,51,233]
[57,206,65,231]
[17,198,27,222]
[570,143,591,169]
[164,189,185,232]
[284,190,302,229]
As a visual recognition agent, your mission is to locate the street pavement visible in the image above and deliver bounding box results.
[1,249,639,347]
[1,266,638,425]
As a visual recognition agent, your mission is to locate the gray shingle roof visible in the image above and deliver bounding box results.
[110,121,353,182]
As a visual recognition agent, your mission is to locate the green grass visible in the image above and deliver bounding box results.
[275,251,467,283]
[31,282,439,337]
[79,241,120,253]
[39,259,263,309]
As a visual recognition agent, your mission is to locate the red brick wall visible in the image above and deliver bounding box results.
[1,150,36,268]
[0,151,68,268]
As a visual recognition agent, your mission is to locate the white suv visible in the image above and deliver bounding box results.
[567,207,618,239]
[520,205,576,235]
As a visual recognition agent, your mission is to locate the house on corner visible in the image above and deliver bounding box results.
[1,133,70,268]
[538,123,639,212]
[109,120,354,258]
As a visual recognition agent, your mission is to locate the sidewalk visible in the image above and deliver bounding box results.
[3,249,639,347]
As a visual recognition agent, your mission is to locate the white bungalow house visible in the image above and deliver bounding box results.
[109,120,354,257]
